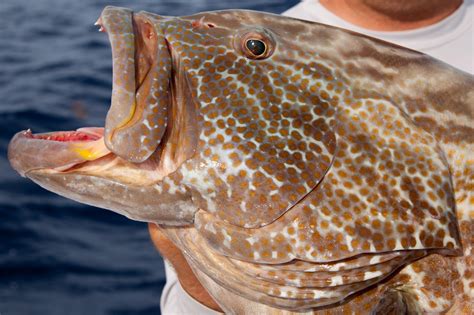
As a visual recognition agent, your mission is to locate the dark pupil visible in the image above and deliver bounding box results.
[246,39,266,56]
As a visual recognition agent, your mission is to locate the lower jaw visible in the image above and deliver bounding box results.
[8,127,111,177]
[9,126,174,187]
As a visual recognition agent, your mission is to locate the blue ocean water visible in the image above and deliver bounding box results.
[0,0,298,314]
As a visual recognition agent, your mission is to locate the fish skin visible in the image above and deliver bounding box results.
[7,6,473,314]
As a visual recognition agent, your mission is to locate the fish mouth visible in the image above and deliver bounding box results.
[8,6,198,184]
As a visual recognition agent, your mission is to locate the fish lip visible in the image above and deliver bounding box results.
[8,127,108,177]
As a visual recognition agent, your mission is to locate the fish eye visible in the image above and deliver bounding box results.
[245,39,266,57]
[237,30,275,60]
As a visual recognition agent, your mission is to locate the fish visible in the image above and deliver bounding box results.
[8,5,473,314]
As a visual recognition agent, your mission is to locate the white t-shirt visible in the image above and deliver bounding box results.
[161,261,221,314]
[284,0,474,74]
[160,2,473,314]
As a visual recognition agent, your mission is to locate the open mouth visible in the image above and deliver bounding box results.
[8,6,198,182]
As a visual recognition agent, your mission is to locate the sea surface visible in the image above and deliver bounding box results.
[0,0,298,314]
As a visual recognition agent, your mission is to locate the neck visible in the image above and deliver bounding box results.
[320,0,463,31]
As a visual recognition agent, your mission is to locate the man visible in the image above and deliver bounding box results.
[154,1,473,313]
[285,0,473,73]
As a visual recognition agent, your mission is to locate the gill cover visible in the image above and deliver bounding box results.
[158,16,338,228]
[196,97,462,263]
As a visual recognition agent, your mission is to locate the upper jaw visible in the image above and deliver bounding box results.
[100,6,174,163]
[98,6,200,175]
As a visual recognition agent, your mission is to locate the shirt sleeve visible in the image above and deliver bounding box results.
[160,260,222,315]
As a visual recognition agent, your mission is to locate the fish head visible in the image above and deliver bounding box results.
[7,7,338,227]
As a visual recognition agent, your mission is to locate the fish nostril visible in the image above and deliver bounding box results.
[191,17,215,29]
